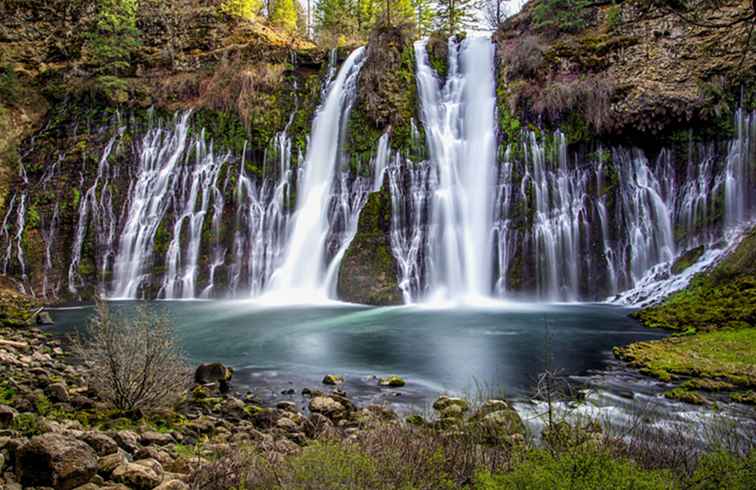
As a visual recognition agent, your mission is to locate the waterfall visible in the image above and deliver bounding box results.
[1,161,30,294]
[111,112,192,299]
[265,47,367,302]
[159,134,228,299]
[68,131,121,296]
[724,109,755,227]
[413,35,498,304]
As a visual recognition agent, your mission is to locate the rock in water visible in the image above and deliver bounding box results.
[322,374,344,385]
[194,362,233,388]
[36,311,54,325]
[15,433,98,490]
[378,375,406,387]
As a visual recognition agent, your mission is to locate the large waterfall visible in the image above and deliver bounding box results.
[264,47,367,302]
[413,35,498,304]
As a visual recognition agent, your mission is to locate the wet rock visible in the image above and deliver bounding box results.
[378,375,405,387]
[276,417,299,432]
[15,432,98,490]
[281,388,296,395]
[432,396,469,413]
[0,404,18,428]
[405,414,426,426]
[322,374,344,385]
[36,311,54,325]
[48,382,70,402]
[276,400,297,412]
[79,432,119,456]
[194,363,233,392]
[480,409,525,438]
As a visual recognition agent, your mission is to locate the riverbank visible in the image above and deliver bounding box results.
[614,227,756,406]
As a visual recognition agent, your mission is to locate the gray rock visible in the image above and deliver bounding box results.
[15,432,98,490]
[308,396,345,417]
[322,374,344,385]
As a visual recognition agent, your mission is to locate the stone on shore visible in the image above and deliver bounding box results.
[15,433,98,490]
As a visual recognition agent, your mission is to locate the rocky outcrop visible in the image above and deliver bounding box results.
[15,433,98,489]
[496,0,756,142]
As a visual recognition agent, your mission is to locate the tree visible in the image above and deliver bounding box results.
[220,0,264,20]
[379,0,416,26]
[315,0,359,42]
[435,0,477,35]
[73,301,190,411]
[479,0,513,30]
[413,0,436,35]
[269,0,299,32]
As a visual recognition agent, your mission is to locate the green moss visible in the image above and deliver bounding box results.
[663,387,707,405]
[670,245,705,275]
[12,413,43,437]
[731,391,756,405]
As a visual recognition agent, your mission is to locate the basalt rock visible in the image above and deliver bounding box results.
[15,433,98,490]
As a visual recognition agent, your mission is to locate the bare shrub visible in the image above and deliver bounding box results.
[198,54,285,122]
[534,75,615,132]
[72,301,191,411]
[503,36,545,80]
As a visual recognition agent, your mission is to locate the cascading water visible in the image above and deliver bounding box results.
[159,134,228,299]
[413,35,498,304]
[264,47,367,302]
[111,112,192,299]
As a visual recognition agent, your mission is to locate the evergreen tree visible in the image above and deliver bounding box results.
[379,0,416,26]
[315,0,359,42]
[413,0,435,34]
[435,0,477,35]
[270,0,299,32]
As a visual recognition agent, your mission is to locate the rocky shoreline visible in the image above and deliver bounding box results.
[0,316,525,490]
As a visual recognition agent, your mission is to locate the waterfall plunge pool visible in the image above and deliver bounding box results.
[45,301,755,439]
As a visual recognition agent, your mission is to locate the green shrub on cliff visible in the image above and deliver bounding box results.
[221,0,263,20]
[533,0,593,34]
[269,0,298,32]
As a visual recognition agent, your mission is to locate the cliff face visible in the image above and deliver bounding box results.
[1,1,754,305]
[495,0,756,142]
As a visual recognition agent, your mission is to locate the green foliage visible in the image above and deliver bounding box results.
[434,0,477,35]
[687,450,756,489]
[0,64,20,105]
[413,0,435,35]
[635,228,756,332]
[288,443,381,488]
[88,0,140,102]
[476,448,673,489]
[533,0,593,34]
[12,413,43,437]
[0,383,15,404]
[221,0,263,20]
[606,5,622,30]
[316,0,360,43]
[269,0,299,32]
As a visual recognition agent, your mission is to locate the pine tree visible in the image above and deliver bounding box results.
[413,0,435,34]
[379,0,416,26]
[435,0,477,35]
[315,0,359,42]
[270,0,299,32]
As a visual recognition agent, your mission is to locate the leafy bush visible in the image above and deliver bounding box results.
[533,0,593,34]
[0,64,20,105]
[476,448,674,489]
[687,450,756,489]
[72,301,190,411]
[221,0,263,20]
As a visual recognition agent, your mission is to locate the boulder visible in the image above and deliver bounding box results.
[98,450,128,477]
[79,431,119,456]
[378,375,406,387]
[432,396,469,413]
[140,430,175,446]
[112,430,141,453]
[0,404,18,428]
[48,382,70,402]
[112,460,162,490]
[308,396,345,417]
[15,432,98,490]
[322,374,344,385]
[481,409,526,438]
[194,363,233,385]
[36,311,54,325]
[155,480,190,490]
[276,417,299,432]
[475,399,513,418]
